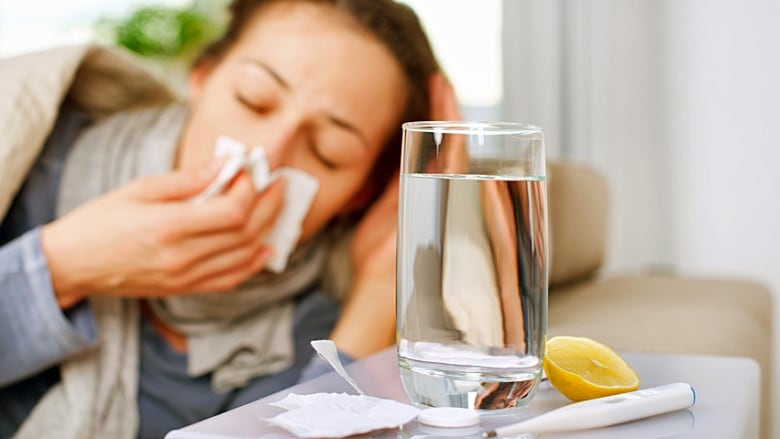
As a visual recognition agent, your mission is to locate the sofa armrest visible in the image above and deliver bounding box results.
[547,161,609,287]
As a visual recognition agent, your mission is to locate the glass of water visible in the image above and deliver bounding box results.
[396,121,548,411]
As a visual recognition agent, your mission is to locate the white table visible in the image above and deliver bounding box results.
[165,349,760,439]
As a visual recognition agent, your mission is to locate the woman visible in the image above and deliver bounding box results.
[0,0,460,437]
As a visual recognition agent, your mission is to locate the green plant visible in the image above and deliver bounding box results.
[97,2,225,62]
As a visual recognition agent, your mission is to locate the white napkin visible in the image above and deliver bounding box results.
[266,393,420,438]
[191,136,319,273]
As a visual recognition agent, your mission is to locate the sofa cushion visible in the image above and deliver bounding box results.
[547,162,608,287]
[548,274,772,437]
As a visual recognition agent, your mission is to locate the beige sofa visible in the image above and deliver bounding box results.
[545,162,773,437]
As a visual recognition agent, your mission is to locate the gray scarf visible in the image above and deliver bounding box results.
[15,104,327,439]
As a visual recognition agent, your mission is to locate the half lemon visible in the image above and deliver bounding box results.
[543,336,640,401]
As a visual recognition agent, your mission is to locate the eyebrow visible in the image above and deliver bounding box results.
[326,115,370,149]
[242,59,290,90]
[240,58,370,149]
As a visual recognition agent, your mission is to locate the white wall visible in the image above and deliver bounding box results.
[504,1,779,436]
[667,0,780,301]
[667,3,780,436]
[503,0,675,273]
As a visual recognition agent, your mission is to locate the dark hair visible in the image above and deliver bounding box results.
[196,0,442,206]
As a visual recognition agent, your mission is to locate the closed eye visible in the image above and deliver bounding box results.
[235,92,266,114]
[308,139,337,169]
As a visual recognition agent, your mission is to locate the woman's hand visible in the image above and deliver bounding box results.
[429,72,463,122]
[349,178,399,285]
[347,72,462,286]
[330,178,399,358]
[41,165,285,308]
[330,72,463,358]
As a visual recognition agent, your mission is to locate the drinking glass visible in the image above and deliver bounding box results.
[396,121,548,411]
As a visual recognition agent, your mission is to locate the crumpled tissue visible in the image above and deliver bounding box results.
[266,393,420,438]
[190,135,318,273]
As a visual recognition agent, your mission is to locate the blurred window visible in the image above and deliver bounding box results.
[0,0,191,58]
[0,0,503,113]
[399,0,503,111]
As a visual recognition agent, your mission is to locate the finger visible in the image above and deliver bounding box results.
[173,172,260,234]
[376,177,400,209]
[242,177,286,238]
[429,72,462,121]
[170,244,273,291]
[167,179,286,261]
[222,171,259,216]
[185,248,274,293]
[130,162,222,201]
[360,179,399,227]
[427,73,466,173]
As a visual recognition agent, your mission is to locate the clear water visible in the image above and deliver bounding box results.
[396,174,548,410]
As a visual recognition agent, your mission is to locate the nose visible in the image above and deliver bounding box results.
[258,115,300,169]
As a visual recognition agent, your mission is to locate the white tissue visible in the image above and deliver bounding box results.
[191,136,319,273]
[189,137,248,203]
[267,393,420,438]
[264,167,318,272]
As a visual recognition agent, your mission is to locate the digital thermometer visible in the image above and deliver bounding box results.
[483,382,695,437]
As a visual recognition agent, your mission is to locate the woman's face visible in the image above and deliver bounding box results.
[179,2,407,241]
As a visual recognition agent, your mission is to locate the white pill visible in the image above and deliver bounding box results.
[418,407,480,428]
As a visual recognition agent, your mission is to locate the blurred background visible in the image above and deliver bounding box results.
[1,0,778,435]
